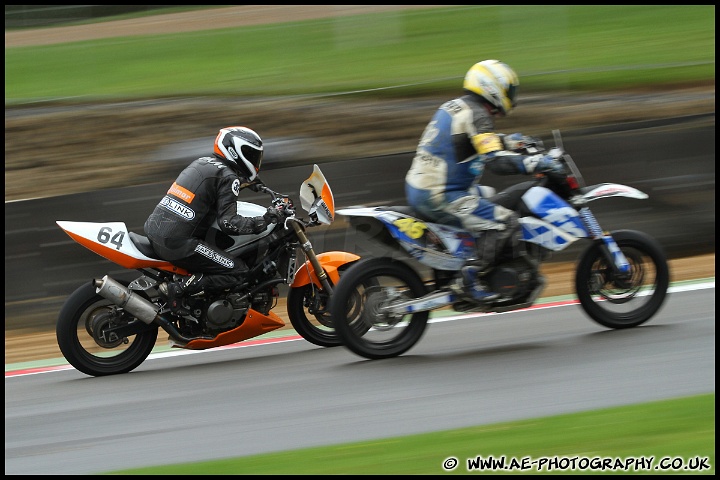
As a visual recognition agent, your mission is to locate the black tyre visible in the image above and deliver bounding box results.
[56,281,159,377]
[287,264,371,348]
[287,283,340,347]
[575,230,670,329]
[331,257,429,360]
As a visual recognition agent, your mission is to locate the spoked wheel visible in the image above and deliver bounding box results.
[56,282,158,376]
[287,275,370,348]
[575,230,670,329]
[331,257,429,360]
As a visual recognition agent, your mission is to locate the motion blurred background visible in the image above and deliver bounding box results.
[5,5,714,200]
[4,5,715,475]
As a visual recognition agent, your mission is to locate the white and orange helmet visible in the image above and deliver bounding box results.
[213,126,264,180]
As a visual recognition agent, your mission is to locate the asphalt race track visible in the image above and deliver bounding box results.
[4,284,715,474]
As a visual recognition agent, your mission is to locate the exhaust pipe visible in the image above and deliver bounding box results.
[94,275,159,324]
[93,275,215,345]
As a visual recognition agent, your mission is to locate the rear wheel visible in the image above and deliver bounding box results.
[56,282,158,376]
[332,257,429,360]
[575,230,670,329]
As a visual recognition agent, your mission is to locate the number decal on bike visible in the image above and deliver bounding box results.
[97,226,125,250]
[393,218,427,239]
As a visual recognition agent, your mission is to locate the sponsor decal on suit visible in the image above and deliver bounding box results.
[167,182,195,202]
[160,196,195,220]
[194,243,234,268]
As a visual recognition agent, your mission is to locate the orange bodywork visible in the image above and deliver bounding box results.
[181,309,285,350]
[290,251,360,288]
[320,179,335,220]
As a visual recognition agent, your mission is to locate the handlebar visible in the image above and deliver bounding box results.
[253,183,291,206]
[252,182,309,227]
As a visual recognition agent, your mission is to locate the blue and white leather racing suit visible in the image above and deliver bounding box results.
[405,93,549,269]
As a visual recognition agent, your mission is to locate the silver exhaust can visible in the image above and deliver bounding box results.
[94,275,159,324]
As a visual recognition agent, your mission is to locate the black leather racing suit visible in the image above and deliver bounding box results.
[144,155,267,292]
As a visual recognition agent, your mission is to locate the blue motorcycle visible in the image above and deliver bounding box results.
[330,131,670,360]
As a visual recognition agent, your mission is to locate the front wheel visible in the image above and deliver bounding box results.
[287,267,372,348]
[56,281,159,376]
[575,230,670,329]
[287,282,341,347]
[331,257,429,360]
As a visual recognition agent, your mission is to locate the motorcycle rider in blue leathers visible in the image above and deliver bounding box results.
[405,60,564,301]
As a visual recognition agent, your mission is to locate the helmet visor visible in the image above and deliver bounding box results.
[240,143,263,173]
[507,83,518,108]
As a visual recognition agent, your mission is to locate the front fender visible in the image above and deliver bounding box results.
[577,183,648,203]
[290,251,361,288]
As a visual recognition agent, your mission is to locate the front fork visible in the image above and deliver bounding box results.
[288,219,335,293]
[579,207,630,275]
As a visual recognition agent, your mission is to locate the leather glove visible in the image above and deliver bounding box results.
[251,216,268,233]
[263,206,282,225]
[504,133,544,152]
[547,147,564,160]
[535,148,565,174]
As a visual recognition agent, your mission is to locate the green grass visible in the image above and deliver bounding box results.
[107,393,714,474]
[5,6,715,103]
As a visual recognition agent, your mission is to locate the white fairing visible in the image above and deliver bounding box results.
[580,183,648,202]
[336,207,472,270]
[300,164,335,225]
[236,201,272,231]
[56,220,162,261]
[210,201,273,250]
[336,206,380,217]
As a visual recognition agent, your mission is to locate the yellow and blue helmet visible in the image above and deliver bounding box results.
[463,60,519,115]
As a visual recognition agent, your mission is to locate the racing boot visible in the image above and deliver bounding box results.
[456,227,508,302]
[159,274,205,316]
[460,265,499,302]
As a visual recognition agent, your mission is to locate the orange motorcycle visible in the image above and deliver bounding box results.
[56,165,361,376]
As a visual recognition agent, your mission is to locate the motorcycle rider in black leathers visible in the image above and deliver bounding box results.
[405,60,565,302]
[144,126,281,314]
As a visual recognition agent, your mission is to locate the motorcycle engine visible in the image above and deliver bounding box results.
[205,293,248,330]
[250,287,279,315]
[486,259,535,301]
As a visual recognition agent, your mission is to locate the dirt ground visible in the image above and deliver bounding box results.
[4,6,715,366]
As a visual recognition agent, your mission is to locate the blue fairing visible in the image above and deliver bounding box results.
[519,187,588,251]
[524,187,586,235]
